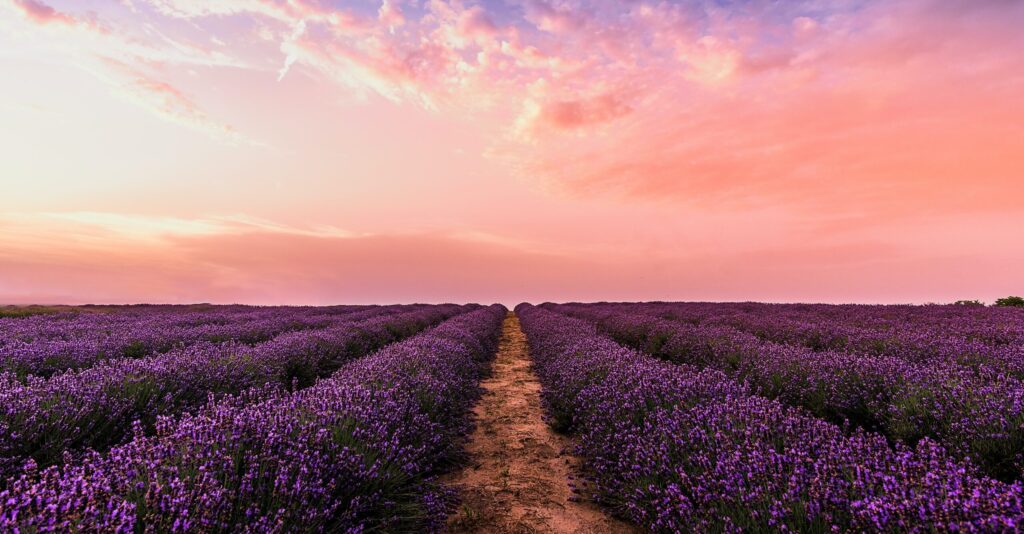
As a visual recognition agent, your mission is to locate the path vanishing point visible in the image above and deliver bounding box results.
[445,312,637,533]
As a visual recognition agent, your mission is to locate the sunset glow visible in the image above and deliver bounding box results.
[2,0,1022,304]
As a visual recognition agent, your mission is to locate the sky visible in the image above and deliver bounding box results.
[1,0,1022,305]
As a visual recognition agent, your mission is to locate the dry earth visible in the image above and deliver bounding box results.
[445,312,637,534]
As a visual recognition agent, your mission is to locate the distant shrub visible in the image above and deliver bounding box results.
[0,306,62,318]
[953,300,985,307]
[995,296,1024,308]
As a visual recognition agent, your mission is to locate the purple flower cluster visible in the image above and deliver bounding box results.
[517,304,1024,532]
[589,301,1024,375]
[547,302,1024,482]
[0,304,505,532]
[0,305,376,378]
[707,305,1024,379]
[0,304,472,481]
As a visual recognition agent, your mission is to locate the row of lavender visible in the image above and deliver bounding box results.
[634,301,1024,343]
[0,305,368,343]
[0,305,377,378]
[546,302,1024,482]
[613,301,1024,375]
[518,304,1024,531]
[0,304,470,482]
[0,305,506,531]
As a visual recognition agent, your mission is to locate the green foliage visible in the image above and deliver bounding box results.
[121,341,150,359]
[995,296,1024,307]
[953,299,984,307]
[0,306,63,318]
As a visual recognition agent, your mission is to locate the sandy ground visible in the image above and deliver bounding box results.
[445,312,637,534]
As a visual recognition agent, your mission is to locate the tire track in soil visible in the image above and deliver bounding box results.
[445,312,636,533]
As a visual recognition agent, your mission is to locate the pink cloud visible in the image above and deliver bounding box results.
[537,91,632,130]
[503,0,1024,221]
[17,0,1021,199]
[125,0,1018,225]
[456,6,499,40]
[96,58,243,143]
[13,0,74,25]
[11,0,108,33]
[5,0,252,142]
[378,0,404,31]
[522,0,586,33]
[792,16,819,36]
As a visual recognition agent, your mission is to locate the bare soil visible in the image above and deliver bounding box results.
[445,312,636,534]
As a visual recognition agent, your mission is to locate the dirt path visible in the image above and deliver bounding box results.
[445,312,636,534]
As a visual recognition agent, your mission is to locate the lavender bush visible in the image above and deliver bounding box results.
[548,302,1024,482]
[0,304,470,481]
[0,305,505,532]
[518,304,1023,531]
[0,305,381,378]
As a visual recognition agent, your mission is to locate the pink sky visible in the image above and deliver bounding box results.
[1,0,1022,305]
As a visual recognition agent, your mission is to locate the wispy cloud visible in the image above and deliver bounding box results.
[3,0,260,144]
[16,212,361,242]
[10,0,108,32]
[90,58,249,144]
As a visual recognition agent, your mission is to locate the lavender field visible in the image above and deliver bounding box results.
[7,0,1021,530]
[2,302,1023,532]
